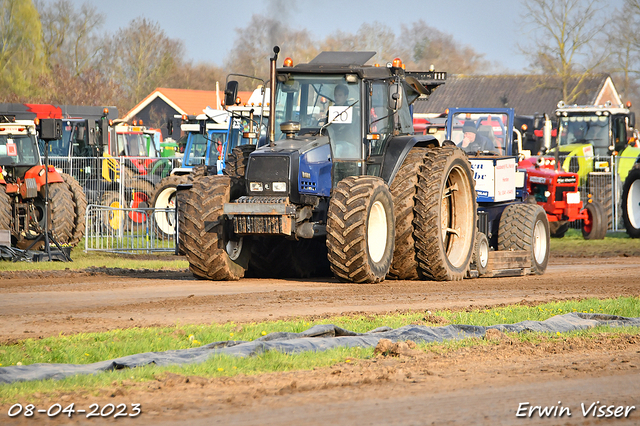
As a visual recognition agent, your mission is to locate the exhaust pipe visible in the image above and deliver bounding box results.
[269,46,279,147]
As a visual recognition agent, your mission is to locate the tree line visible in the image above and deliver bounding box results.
[2,0,640,116]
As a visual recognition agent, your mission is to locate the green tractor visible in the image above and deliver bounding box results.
[552,101,640,227]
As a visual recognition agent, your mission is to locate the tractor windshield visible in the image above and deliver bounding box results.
[184,131,225,167]
[38,120,91,157]
[0,134,39,167]
[557,115,610,156]
[449,112,509,156]
[275,74,362,159]
[116,132,148,157]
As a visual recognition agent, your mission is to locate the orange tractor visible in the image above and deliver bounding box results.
[0,116,86,252]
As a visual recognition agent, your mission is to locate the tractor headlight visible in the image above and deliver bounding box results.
[566,191,581,204]
[272,182,286,192]
[250,182,263,191]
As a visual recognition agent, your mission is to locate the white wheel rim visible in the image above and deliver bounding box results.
[153,187,177,234]
[226,238,243,261]
[533,220,547,264]
[628,179,640,229]
[368,200,387,263]
[479,238,489,268]
[440,164,475,268]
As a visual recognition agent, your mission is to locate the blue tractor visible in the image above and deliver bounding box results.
[445,107,550,277]
[177,48,480,283]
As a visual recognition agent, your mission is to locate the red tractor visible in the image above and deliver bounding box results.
[0,116,86,251]
[518,155,607,239]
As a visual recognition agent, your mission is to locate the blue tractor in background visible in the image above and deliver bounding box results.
[150,106,266,239]
[445,107,550,277]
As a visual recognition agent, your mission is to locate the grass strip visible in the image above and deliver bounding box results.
[0,241,187,272]
[1,297,639,401]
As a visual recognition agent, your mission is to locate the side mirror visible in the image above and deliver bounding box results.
[389,83,402,111]
[39,118,62,140]
[85,119,96,146]
[99,118,109,148]
[225,81,239,107]
[629,112,636,129]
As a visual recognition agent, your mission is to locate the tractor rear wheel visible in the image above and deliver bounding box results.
[0,185,11,235]
[582,201,606,240]
[224,144,256,179]
[19,182,75,249]
[498,204,550,275]
[47,182,75,244]
[413,146,476,281]
[180,175,250,280]
[60,173,87,247]
[622,167,640,238]
[326,176,395,283]
[387,147,428,280]
[150,175,189,239]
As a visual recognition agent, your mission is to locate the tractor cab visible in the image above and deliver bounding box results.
[0,116,40,178]
[553,102,640,183]
[224,52,445,201]
[446,108,526,203]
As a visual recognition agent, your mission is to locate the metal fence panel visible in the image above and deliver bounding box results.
[557,154,636,232]
[84,205,177,254]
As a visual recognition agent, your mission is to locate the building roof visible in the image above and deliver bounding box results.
[413,74,614,117]
[123,88,254,121]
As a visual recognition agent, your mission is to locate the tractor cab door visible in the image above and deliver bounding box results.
[364,80,393,177]
[207,130,227,174]
[612,114,629,153]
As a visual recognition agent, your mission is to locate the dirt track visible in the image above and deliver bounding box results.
[1,255,640,425]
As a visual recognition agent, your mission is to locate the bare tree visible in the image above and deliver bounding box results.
[398,20,489,74]
[165,62,227,92]
[607,0,640,107]
[99,18,184,111]
[225,14,316,89]
[34,0,110,105]
[520,0,610,103]
[37,0,104,76]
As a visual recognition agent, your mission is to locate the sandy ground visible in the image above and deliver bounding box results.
[1,254,640,425]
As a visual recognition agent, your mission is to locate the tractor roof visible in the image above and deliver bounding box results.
[308,51,376,66]
[281,51,392,79]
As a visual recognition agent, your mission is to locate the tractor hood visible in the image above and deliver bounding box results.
[245,134,332,200]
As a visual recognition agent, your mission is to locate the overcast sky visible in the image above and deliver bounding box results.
[57,0,624,73]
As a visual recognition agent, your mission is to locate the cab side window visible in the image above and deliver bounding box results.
[369,82,390,156]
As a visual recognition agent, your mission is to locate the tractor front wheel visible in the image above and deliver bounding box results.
[326,176,395,283]
[622,167,640,238]
[180,175,251,280]
[60,173,87,247]
[150,175,189,239]
[582,201,607,240]
[101,191,127,231]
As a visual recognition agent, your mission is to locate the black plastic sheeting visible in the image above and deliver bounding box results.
[1,312,639,385]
